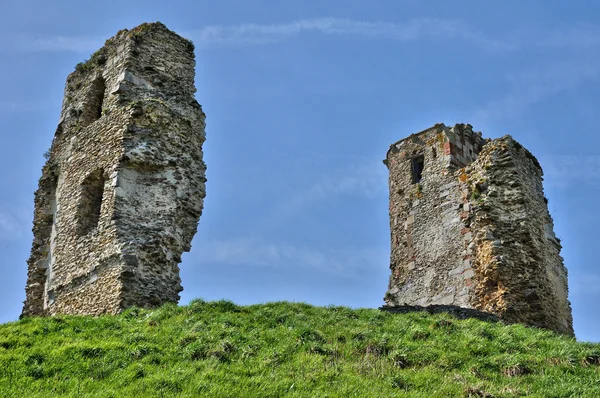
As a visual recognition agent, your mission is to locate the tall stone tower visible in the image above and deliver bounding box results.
[22,22,206,317]
[383,123,573,335]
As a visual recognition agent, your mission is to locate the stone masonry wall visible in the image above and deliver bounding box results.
[465,137,573,335]
[384,124,485,308]
[22,22,206,317]
[383,123,573,335]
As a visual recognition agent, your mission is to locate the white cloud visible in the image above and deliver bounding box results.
[1,34,105,52]
[298,162,387,200]
[540,155,600,189]
[187,19,600,51]
[9,18,600,53]
[472,58,600,123]
[186,17,512,51]
[26,35,105,52]
[0,17,525,53]
[194,236,387,278]
[257,162,387,232]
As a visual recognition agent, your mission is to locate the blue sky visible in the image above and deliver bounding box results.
[1,0,599,342]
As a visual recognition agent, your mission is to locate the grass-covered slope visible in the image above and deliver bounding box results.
[0,300,598,397]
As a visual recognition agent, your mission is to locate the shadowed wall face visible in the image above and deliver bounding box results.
[22,22,206,317]
[384,123,573,335]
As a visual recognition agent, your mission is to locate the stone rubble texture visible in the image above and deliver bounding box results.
[383,123,574,336]
[22,22,206,317]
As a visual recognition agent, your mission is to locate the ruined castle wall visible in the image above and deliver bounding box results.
[22,23,206,317]
[384,124,573,335]
[465,137,573,335]
[23,45,132,316]
[23,171,59,315]
[110,26,206,309]
[384,124,485,307]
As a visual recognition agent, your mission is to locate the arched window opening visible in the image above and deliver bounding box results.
[411,155,425,184]
[77,169,106,236]
[82,76,106,126]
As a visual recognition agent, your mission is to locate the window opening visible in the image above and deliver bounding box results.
[411,155,425,184]
[77,169,106,235]
[82,76,106,126]
[47,291,55,306]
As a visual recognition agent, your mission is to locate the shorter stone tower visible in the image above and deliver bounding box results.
[22,22,206,317]
[383,123,573,335]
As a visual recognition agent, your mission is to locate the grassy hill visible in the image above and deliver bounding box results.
[0,300,598,397]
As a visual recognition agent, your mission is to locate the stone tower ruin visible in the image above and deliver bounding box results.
[383,123,573,335]
[22,22,206,317]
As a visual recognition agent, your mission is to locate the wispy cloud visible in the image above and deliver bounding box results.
[189,19,600,51]
[186,17,512,51]
[257,162,387,232]
[9,18,600,53]
[194,236,387,278]
[296,162,387,200]
[0,17,550,53]
[26,35,104,53]
[540,155,600,189]
[472,57,600,123]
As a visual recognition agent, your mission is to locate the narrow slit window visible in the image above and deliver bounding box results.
[77,169,106,235]
[411,155,424,184]
[47,291,55,306]
[82,76,106,126]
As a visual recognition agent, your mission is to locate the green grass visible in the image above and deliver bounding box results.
[0,300,598,397]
